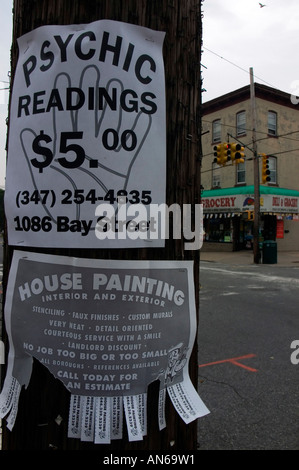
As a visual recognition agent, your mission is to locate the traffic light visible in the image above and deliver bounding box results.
[213,143,231,166]
[223,143,231,164]
[261,153,271,183]
[245,210,254,220]
[230,143,245,163]
[213,144,223,165]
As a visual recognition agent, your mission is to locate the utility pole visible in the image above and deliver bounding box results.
[1,0,203,451]
[250,67,260,264]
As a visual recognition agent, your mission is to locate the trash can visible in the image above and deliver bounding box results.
[262,240,277,264]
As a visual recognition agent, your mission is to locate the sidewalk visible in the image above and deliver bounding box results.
[200,250,299,267]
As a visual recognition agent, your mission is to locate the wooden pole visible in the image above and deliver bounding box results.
[1,0,203,451]
[250,67,260,264]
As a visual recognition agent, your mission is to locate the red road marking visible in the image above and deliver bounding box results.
[198,353,258,372]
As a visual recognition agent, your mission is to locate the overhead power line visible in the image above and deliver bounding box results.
[202,118,299,143]
[202,46,277,89]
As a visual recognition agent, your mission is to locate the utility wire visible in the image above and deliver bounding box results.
[202,146,299,161]
[202,46,277,89]
[201,49,299,161]
[201,119,299,141]
[202,118,299,143]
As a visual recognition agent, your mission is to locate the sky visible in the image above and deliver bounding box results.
[0,0,299,187]
[202,0,299,102]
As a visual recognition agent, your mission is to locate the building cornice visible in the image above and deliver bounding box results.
[202,83,297,115]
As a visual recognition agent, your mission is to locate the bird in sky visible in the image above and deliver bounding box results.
[259,3,267,7]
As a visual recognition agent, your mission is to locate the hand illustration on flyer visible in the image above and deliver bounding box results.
[5,20,166,249]
[0,252,209,443]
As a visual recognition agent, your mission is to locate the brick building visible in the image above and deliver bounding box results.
[201,83,299,252]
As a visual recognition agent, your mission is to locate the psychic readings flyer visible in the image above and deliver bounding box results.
[5,19,166,249]
[0,251,209,443]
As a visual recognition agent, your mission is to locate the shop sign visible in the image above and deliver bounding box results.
[243,194,299,214]
[202,196,239,212]
[203,193,299,215]
[270,196,299,213]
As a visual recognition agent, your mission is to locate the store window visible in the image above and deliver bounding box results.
[204,217,232,243]
[212,119,221,143]
[236,111,246,136]
[268,111,277,136]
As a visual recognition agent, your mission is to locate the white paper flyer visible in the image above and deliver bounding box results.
[0,251,209,443]
[5,20,166,248]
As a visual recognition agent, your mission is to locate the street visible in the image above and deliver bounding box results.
[197,259,299,450]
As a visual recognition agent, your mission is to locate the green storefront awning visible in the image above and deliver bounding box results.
[201,186,299,198]
[201,186,299,215]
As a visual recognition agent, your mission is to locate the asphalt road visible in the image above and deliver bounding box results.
[196,260,299,450]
